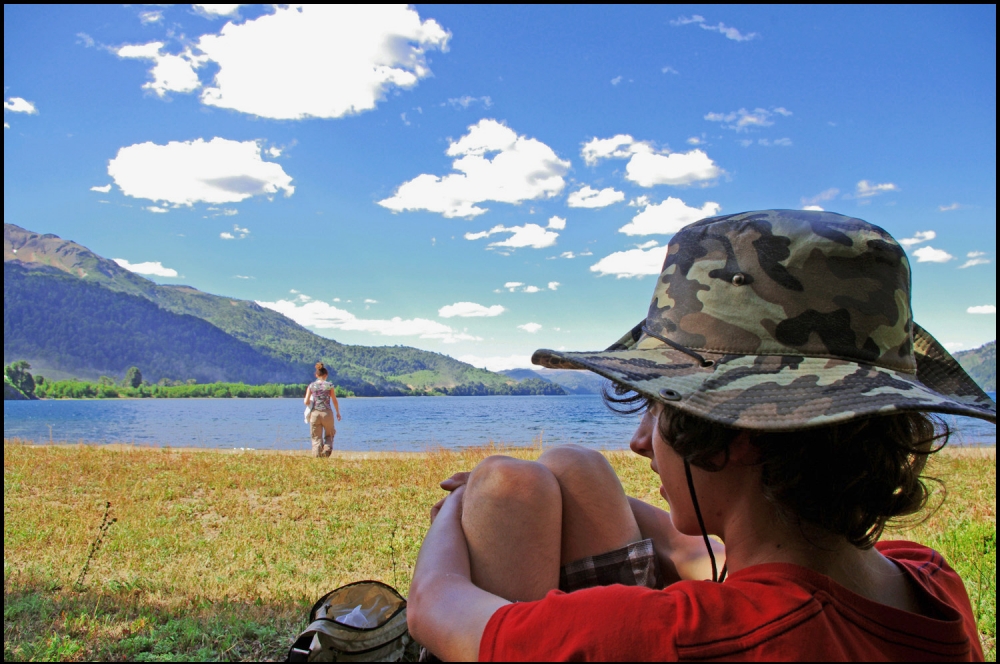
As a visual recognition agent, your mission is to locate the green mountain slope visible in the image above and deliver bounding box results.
[4,224,561,395]
[954,340,996,393]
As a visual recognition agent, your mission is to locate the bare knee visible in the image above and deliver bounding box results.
[465,455,560,513]
[538,444,617,489]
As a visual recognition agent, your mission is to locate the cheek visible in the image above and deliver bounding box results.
[653,437,701,536]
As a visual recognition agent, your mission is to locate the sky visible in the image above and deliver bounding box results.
[4,4,996,370]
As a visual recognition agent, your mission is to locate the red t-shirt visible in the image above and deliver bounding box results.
[480,541,984,661]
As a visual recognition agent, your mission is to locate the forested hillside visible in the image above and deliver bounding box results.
[955,340,996,393]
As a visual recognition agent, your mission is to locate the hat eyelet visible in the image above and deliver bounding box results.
[701,360,715,368]
[658,388,682,401]
[731,273,746,286]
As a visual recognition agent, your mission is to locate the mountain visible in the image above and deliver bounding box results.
[500,368,608,394]
[955,340,996,393]
[3,224,563,396]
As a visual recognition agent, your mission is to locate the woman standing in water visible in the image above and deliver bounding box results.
[304,362,341,457]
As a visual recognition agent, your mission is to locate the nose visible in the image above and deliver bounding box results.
[630,410,654,459]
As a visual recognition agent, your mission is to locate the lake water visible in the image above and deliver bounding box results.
[4,394,996,452]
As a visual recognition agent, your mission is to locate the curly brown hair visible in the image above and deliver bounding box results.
[604,383,946,549]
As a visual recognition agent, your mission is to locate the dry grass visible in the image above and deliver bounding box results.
[3,440,995,661]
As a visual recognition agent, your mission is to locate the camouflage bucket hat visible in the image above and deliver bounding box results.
[533,210,997,431]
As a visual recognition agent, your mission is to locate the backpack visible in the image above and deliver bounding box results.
[286,581,419,662]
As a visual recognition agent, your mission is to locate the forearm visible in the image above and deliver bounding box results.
[409,489,508,661]
[628,496,724,583]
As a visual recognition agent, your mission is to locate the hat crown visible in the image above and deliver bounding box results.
[645,210,915,373]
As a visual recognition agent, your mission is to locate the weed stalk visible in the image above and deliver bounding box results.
[75,501,117,590]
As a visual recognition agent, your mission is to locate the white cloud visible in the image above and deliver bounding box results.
[899,230,936,247]
[194,4,242,17]
[856,180,898,198]
[559,251,576,259]
[379,119,569,218]
[499,282,547,293]
[547,282,560,290]
[139,10,163,24]
[114,258,179,277]
[107,137,294,206]
[523,286,541,293]
[912,246,954,263]
[967,305,996,315]
[518,322,542,333]
[457,354,534,371]
[662,66,679,75]
[590,242,665,278]
[801,187,839,207]
[90,184,112,193]
[938,203,962,212]
[686,137,703,146]
[448,95,492,110]
[611,76,623,86]
[465,222,560,250]
[670,15,758,41]
[959,252,990,269]
[146,206,169,214]
[257,297,479,343]
[705,107,789,132]
[626,149,722,187]
[118,6,449,119]
[220,223,249,239]
[4,97,38,114]
[439,302,505,318]
[581,135,645,166]
[547,215,566,230]
[802,205,824,211]
[503,282,523,290]
[117,42,204,97]
[567,185,625,208]
[234,274,253,279]
[364,298,378,304]
[618,197,720,236]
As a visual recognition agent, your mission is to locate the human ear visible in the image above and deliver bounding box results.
[727,431,759,465]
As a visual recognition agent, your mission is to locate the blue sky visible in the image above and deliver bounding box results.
[4,5,996,369]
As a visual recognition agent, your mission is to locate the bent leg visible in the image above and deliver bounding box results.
[309,412,325,457]
[461,456,562,602]
[538,444,642,565]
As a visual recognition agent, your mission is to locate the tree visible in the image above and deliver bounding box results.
[4,361,36,398]
[123,366,143,389]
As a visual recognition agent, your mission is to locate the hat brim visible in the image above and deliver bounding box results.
[532,321,996,431]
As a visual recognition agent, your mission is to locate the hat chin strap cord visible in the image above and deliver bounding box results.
[684,460,727,583]
[642,326,714,368]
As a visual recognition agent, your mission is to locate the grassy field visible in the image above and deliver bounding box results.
[4,440,996,662]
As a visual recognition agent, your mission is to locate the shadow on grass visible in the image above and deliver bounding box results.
[3,579,309,662]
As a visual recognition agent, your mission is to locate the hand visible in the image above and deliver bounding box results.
[336,412,342,421]
[430,472,470,523]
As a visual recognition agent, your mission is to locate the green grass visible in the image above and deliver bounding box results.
[3,441,995,661]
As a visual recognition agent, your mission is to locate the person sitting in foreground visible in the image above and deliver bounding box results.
[406,210,996,662]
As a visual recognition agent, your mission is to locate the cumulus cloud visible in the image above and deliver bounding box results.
[220,224,249,239]
[448,95,492,109]
[194,4,242,17]
[959,251,990,269]
[113,258,179,277]
[938,203,962,212]
[119,6,449,119]
[107,137,294,206]
[138,10,163,24]
[465,223,559,249]
[547,215,566,230]
[967,305,996,314]
[364,298,378,304]
[518,322,542,333]
[899,230,935,247]
[257,297,479,343]
[90,184,112,193]
[498,282,547,294]
[457,354,534,371]
[146,206,169,214]
[670,15,758,41]
[802,205,824,211]
[583,135,722,186]
[855,180,898,198]
[4,97,38,114]
[590,241,666,278]
[380,119,569,218]
[547,282,560,291]
[581,135,645,166]
[618,196,720,236]
[567,185,625,208]
[438,302,505,318]
[912,246,953,263]
[704,107,789,132]
[801,188,839,207]
[117,42,204,97]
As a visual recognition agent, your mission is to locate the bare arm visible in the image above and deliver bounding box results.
[408,486,509,662]
[331,389,341,420]
[628,496,725,583]
[303,386,312,406]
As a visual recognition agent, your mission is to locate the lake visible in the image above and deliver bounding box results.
[3,394,996,452]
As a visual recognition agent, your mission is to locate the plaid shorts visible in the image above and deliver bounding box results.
[558,538,663,593]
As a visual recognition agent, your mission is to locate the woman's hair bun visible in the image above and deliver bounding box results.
[315,362,325,371]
